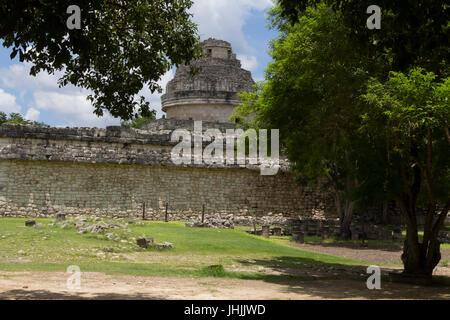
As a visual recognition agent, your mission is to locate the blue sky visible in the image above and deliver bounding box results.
[0,0,277,127]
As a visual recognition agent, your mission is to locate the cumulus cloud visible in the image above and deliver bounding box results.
[191,0,273,58]
[24,108,40,122]
[0,88,21,114]
[33,91,119,128]
[0,61,174,125]
[237,54,258,71]
[0,63,61,91]
[0,62,121,127]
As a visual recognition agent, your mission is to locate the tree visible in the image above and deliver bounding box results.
[121,110,156,129]
[0,0,202,120]
[361,68,449,276]
[277,0,449,76]
[233,4,388,238]
[0,112,48,126]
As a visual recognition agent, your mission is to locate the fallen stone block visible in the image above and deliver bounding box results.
[136,237,154,248]
[272,227,282,236]
[154,242,174,249]
[25,220,36,227]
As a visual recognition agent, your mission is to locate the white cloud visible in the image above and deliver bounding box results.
[33,91,119,128]
[0,88,21,114]
[0,61,173,125]
[24,108,40,121]
[0,63,62,91]
[0,63,121,127]
[237,54,258,71]
[191,0,273,56]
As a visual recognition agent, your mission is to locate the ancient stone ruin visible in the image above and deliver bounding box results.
[0,38,336,224]
[162,38,255,123]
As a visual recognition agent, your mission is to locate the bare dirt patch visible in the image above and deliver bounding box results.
[0,271,448,300]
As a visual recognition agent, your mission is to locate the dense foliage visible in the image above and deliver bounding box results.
[0,112,48,126]
[277,0,449,75]
[234,2,449,275]
[120,110,156,129]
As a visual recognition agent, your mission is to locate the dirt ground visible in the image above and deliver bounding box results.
[1,242,448,300]
[0,270,449,300]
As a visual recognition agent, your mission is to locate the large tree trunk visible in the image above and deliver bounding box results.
[402,230,442,276]
[340,200,354,240]
[334,192,353,240]
[382,201,389,224]
[397,199,449,276]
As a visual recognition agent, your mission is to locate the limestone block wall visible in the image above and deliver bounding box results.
[0,160,334,222]
[0,124,337,223]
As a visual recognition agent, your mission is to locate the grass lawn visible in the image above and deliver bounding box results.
[0,218,378,281]
[0,218,448,282]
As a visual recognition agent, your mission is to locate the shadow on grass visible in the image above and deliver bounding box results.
[296,240,403,252]
[223,256,450,299]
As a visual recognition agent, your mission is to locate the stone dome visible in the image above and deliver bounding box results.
[161,38,255,122]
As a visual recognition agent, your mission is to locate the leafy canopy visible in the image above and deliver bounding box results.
[276,0,449,75]
[361,68,450,206]
[233,5,382,188]
[0,112,48,126]
[0,0,202,120]
[120,109,156,129]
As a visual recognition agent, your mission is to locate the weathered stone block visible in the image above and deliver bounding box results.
[25,220,35,227]
[136,238,154,248]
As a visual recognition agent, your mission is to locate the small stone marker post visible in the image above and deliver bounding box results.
[142,202,146,220]
[165,202,168,222]
[262,225,270,238]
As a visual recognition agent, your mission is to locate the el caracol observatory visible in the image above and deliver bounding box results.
[161,38,255,123]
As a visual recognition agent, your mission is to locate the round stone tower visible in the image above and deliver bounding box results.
[161,38,255,122]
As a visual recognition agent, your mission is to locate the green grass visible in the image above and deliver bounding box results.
[0,218,375,281]
[408,230,450,249]
[0,218,448,282]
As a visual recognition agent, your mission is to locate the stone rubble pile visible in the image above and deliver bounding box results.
[289,218,404,243]
[48,214,144,244]
[47,213,175,249]
[245,227,290,236]
[186,215,235,229]
[154,242,174,249]
[184,213,303,229]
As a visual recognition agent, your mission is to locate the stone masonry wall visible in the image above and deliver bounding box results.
[0,160,334,223]
[0,124,337,224]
